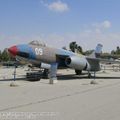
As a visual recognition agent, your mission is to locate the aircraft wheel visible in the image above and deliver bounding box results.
[42,69,49,78]
[75,70,82,75]
[26,72,42,81]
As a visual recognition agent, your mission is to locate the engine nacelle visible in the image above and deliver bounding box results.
[65,56,91,71]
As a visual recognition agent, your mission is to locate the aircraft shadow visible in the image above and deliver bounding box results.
[57,74,120,80]
[0,78,26,82]
[1,74,120,82]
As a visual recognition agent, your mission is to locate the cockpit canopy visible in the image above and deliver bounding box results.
[29,40,46,47]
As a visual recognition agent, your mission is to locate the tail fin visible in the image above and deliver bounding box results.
[89,44,103,58]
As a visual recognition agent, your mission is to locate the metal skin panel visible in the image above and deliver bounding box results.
[17,44,36,60]
[29,45,57,64]
[29,44,76,64]
[65,56,91,71]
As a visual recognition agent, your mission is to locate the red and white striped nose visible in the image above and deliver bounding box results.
[8,46,18,56]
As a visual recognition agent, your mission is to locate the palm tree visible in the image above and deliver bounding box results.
[77,46,83,54]
[116,46,120,54]
[69,41,77,52]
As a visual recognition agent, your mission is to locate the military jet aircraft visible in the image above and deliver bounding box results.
[8,40,112,83]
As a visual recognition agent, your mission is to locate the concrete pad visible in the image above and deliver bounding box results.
[49,78,58,84]
[10,81,19,87]
[0,67,120,120]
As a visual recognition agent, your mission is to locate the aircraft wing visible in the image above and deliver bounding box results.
[86,57,120,64]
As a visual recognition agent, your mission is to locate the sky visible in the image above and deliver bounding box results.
[0,0,120,52]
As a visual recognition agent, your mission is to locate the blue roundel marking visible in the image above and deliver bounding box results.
[17,44,36,60]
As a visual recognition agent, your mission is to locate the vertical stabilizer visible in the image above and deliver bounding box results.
[89,44,103,58]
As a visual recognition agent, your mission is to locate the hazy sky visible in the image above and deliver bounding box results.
[0,0,120,52]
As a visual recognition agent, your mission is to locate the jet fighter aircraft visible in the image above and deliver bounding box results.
[8,40,113,83]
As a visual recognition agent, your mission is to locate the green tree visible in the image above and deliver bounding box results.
[111,50,115,55]
[77,46,83,54]
[116,46,120,54]
[69,41,77,52]
[69,41,83,54]
[111,46,120,55]
[1,49,10,61]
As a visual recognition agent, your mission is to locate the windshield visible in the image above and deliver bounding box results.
[29,40,46,47]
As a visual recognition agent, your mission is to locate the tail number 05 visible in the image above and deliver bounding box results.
[35,48,43,55]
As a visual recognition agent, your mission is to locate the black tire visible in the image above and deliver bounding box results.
[75,70,82,75]
[42,69,49,79]
[26,72,42,81]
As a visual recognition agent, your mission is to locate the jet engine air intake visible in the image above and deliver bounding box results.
[65,56,91,71]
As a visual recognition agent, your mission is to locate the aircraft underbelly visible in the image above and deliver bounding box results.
[16,56,40,64]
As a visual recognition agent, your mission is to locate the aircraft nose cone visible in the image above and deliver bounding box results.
[8,46,18,56]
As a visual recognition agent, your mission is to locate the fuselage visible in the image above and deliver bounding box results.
[8,43,75,64]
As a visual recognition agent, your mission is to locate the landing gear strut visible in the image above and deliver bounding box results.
[49,63,58,84]
[90,71,98,84]
[88,71,96,79]
[88,71,92,78]
[88,72,92,78]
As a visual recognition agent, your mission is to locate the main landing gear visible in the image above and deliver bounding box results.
[75,70,93,78]
[90,71,98,84]
[49,63,58,84]
[88,71,96,79]
[75,70,82,75]
[88,72,92,78]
